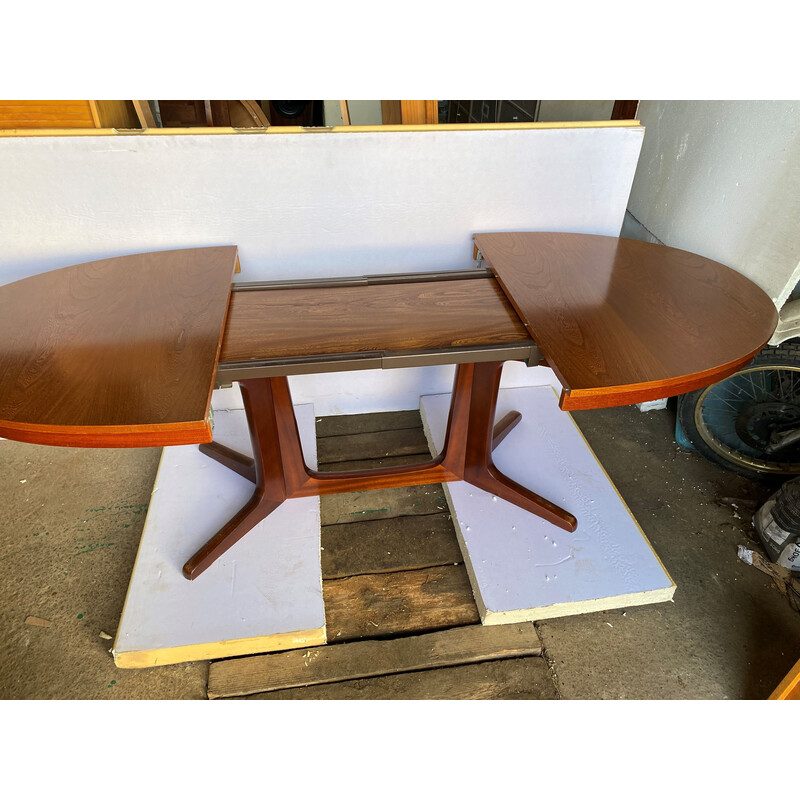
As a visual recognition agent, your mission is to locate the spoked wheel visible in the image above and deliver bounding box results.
[678,343,800,479]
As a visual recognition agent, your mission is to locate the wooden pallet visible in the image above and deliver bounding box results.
[207,410,558,700]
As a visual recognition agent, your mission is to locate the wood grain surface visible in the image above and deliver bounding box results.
[231,657,557,700]
[0,100,97,129]
[219,276,531,362]
[208,623,541,698]
[324,564,481,641]
[0,247,238,447]
[474,232,778,410]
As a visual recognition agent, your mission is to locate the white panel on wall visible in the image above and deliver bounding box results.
[628,101,800,307]
[0,126,643,413]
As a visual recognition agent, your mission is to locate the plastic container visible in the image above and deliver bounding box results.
[753,476,800,573]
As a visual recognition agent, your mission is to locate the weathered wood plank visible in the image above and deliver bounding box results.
[320,484,448,526]
[317,428,430,463]
[319,453,433,472]
[315,410,422,438]
[324,564,480,642]
[322,513,461,578]
[208,622,542,698]
[232,657,558,700]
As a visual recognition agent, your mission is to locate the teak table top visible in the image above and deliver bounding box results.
[0,233,778,447]
[474,231,778,410]
[0,247,238,447]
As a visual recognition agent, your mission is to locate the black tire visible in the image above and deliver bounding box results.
[678,341,800,479]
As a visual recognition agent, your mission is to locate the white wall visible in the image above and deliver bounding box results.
[0,126,643,414]
[628,100,800,307]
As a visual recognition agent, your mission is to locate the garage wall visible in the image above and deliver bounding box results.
[537,101,614,122]
[628,100,800,307]
[323,100,383,125]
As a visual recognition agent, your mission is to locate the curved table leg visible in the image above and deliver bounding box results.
[492,410,522,451]
[183,380,288,580]
[182,491,282,580]
[199,442,256,483]
[468,465,577,531]
[463,362,577,533]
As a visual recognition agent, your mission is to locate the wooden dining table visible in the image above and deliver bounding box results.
[0,232,778,579]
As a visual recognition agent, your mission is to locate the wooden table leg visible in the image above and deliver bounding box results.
[462,362,577,533]
[182,380,288,580]
[492,411,522,450]
[183,362,575,580]
[198,442,256,482]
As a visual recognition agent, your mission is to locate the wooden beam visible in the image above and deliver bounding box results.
[322,513,462,578]
[0,100,96,129]
[316,409,421,437]
[770,656,800,699]
[0,119,642,137]
[401,100,438,124]
[324,564,480,641]
[224,657,557,699]
[132,100,156,129]
[381,100,402,124]
[87,100,102,128]
[339,100,351,125]
[317,426,431,464]
[208,622,542,698]
[92,101,141,129]
[239,100,270,127]
[209,101,231,127]
[381,100,438,125]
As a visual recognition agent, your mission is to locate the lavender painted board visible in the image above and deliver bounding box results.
[420,387,675,623]
[113,404,325,668]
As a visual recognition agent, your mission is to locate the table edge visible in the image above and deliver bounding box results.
[0,418,214,448]
[558,344,770,411]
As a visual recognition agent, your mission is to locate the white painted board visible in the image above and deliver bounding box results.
[0,126,643,415]
[113,404,324,668]
[420,387,675,623]
[0,127,643,284]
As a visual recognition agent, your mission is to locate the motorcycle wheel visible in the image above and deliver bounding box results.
[677,342,800,479]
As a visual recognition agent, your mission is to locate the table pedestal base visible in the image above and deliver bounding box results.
[182,361,577,580]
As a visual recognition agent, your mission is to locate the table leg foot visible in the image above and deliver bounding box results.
[466,466,577,532]
[491,411,522,451]
[464,362,576,532]
[199,442,256,482]
[182,490,283,580]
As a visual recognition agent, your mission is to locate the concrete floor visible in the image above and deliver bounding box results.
[548,402,800,699]
[1,400,799,699]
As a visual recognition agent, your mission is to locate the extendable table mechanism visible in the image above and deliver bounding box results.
[230,266,494,292]
[215,265,541,385]
[216,341,542,384]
